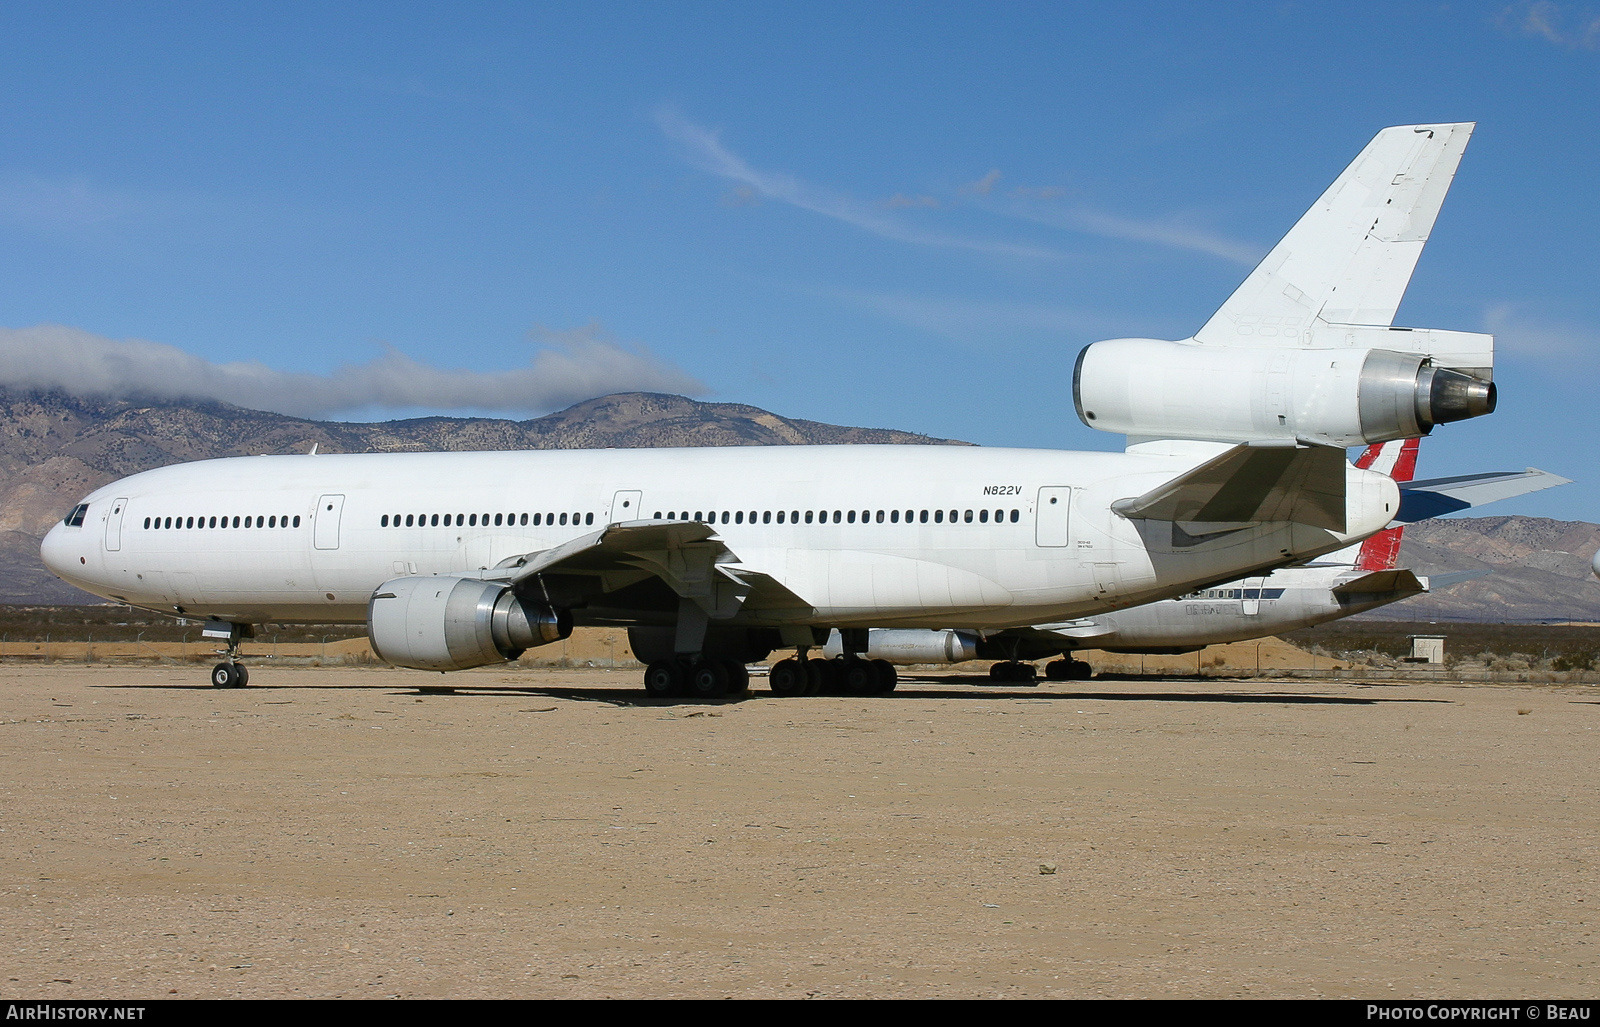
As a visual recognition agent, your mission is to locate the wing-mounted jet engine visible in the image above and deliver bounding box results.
[1074,123,1495,448]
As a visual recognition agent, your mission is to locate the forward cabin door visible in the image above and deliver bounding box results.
[611,490,643,523]
[1034,486,1071,547]
[103,498,128,552]
[314,494,346,550]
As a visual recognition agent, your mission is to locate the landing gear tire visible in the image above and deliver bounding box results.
[724,662,750,697]
[686,660,729,700]
[1046,658,1092,681]
[871,659,897,694]
[644,659,684,698]
[769,659,807,696]
[842,658,877,695]
[805,658,832,696]
[990,661,1036,683]
[210,662,245,688]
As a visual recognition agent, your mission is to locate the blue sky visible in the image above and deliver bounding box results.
[0,2,1595,520]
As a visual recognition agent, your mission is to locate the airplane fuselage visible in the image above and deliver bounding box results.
[41,444,1399,633]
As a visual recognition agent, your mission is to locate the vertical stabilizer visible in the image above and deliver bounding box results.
[1354,438,1419,570]
[1195,123,1474,343]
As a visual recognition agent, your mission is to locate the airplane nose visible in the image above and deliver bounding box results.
[40,521,74,579]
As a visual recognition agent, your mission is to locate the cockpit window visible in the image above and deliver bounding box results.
[64,504,89,527]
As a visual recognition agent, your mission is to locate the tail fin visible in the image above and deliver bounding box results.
[1354,438,1419,570]
[1196,123,1475,343]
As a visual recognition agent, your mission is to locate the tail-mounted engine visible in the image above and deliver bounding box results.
[1073,337,1495,447]
[368,576,571,671]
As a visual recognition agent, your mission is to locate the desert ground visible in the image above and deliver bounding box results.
[1,660,1596,999]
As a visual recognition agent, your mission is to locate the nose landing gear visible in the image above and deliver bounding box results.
[203,619,254,688]
[210,661,249,688]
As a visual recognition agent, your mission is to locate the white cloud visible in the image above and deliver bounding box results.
[1483,302,1600,360]
[0,323,707,419]
[655,107,1060,260]
[1501,1,1600,49]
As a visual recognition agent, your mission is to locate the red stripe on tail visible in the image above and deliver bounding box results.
[1355,438,1420,571]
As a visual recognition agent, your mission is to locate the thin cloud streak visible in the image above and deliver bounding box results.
[1483,302,1600,361]
[1001,202,1262,265]
[655,107,1061,261]
[835,289,1162,344]
[0,323,707,419]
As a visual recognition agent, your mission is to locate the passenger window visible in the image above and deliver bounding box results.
[763,511,771,524]
[734,511,743,524]
[964,510,973,523]
[890,510,899,523]
[790,510,799,523]
[520,513,528,526]
[979,510,988,523]
[804,511,813,524]
[209,516,217,528]
[585,512,593,525]
[934,510,943,523]
[143,517,151,529]
[847,510,856,524]
[164,517,172,529]
[832,510,841,523]
[876,510,884,523]
[919,510,928,523]
[492,513,501,526]
[1010,509,1019,522]
[293,515,300,527]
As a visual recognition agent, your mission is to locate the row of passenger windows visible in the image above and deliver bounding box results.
[1176,588,1287,601]
[655,508,1023,525]
[145,515,300,530]
[381,512,595,528]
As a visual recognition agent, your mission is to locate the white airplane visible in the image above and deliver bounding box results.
[822,437,1571,682]
[40,123,1498,696]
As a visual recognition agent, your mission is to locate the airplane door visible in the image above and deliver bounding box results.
[1242,576,1265,616]
[1035,487,1071,547]
[611,490,643,522]
[314,494,345,550]
[103,497,128,552]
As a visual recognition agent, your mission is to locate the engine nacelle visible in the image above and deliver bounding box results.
[822,628,981,664]
[1073,339,1495,446]
[368,576,571,672]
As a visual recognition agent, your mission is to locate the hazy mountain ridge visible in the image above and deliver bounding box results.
[0,388,965,602]
[1382,516,1600,623]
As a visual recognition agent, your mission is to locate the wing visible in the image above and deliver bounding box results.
[489,519,812,621]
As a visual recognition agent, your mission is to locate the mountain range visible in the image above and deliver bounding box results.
[2,387,1595,621]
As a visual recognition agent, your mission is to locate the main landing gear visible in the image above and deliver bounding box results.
[767,656,896,697]
[1044,658,1094,681]
[643,657,751,700]
[210,661,249,688]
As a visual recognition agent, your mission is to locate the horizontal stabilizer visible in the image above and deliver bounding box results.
[1423,568,1492,590]
[1197,123,1474,343]
[1112,442,1347,531]
[1395,467,1573,523]
[1332,568,1425,596]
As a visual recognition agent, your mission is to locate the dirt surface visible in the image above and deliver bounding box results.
[1,663,1596,999]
